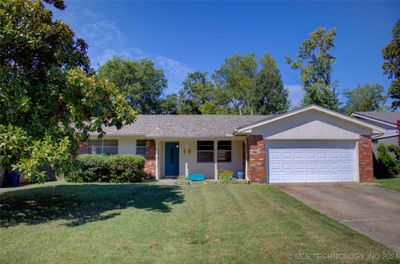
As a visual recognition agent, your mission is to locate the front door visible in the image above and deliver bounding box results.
[165,142,179,176]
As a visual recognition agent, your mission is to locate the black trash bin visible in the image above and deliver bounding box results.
[5,171,20,187]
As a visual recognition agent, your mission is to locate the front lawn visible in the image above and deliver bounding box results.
[0,182,397,264]
[376,177,400,192]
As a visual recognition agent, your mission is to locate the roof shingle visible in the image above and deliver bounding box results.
[99,115,270,137]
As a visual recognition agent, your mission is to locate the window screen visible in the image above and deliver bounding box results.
[136,140,146,156]
[87,140,118,155]
[218,141,232,162]
[197,141,214,162]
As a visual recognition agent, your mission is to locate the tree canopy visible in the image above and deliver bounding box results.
[0,0,135,182]
[177,71,214,114]
[382,19,400,111]
[286,27,339,110]
[97,57,167,114]
[343,83,387,114]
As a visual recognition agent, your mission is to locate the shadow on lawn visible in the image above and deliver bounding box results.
[0,184,184,228]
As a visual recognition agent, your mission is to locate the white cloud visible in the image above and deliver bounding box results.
[284,84,303,108]
[82,21,123,50]
[54,7,193,94]
[95,48,192,94]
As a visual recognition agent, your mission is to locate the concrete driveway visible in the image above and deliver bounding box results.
[277,184,400,254]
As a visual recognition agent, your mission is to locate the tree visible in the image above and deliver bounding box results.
[97,57,167,114]
[210,53,289,115]
[0,0,135,182]
[213,54,258,115]
[343,83,387,114]
[160,94,178,114]
[177,71,214,114]
[382,19,400,111]
[286,27,339,110]
[255,53,289,114]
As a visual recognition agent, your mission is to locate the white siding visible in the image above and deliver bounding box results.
[253,109,371,140]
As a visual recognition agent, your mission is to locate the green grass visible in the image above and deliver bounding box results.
[0,182,398,264]
[376,177,400,192]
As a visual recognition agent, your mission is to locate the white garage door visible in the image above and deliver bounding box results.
[268,141,357,183]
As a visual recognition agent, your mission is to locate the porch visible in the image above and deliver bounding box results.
[150,138,247,180]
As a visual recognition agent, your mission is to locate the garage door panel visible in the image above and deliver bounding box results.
[268,142,356,183]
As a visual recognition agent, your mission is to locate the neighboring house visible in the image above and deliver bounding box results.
[79,105,385,184]
[351,111,400,151]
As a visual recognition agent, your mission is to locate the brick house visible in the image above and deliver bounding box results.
[79,105,385,183]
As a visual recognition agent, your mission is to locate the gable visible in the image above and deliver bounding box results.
[250,108,377,140]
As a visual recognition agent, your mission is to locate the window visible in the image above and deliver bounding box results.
[88,140,118,155]
[197,141,214,162]
[136,140,146,156]
[218,141,232,162]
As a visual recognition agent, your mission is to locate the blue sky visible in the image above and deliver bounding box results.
[53,1,399,107]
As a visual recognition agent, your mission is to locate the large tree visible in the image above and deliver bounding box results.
[0,0,135,182]
[177,71,214,114]
[343,83,387,114]
[213,54,257,115]
[286,27,339,110]
[97,57,167,114]
[211,53,289,115]
[382,19,400,111]
[160,94,178,114]
[255,53,289,114]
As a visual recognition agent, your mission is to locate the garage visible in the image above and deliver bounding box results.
[268,141,357,183]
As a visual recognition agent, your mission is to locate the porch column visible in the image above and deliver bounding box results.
[155,140,159,179]
[244,139,248,181]
[185,142,189,176]
[214,140,218,180]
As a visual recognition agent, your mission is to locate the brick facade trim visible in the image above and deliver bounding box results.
[247,135,266,183]
[358,135,374,182]
[144,139,156,178]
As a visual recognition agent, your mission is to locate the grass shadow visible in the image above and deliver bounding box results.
[0,183,184,228]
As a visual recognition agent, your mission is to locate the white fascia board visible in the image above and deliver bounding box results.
[351,113,397,128]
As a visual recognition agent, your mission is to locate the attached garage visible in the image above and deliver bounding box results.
[236,105,386,184]
[267,141,357,183]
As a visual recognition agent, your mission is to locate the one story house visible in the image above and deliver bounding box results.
[351,111,400,150]
[78,105,385,184]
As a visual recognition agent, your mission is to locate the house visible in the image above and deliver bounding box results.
[78,105,385,184]
[351,111,400,150]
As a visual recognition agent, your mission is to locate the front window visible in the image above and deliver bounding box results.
[136,140,146,156]
[88,140,118,155]
[197,141,214,162]
[218,141,232,162]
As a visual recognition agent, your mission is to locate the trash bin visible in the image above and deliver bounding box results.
[5,171,20,187]
[237,171,244,179]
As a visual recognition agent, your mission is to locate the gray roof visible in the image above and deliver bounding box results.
[100,115,270,138]
[353,112,400,125]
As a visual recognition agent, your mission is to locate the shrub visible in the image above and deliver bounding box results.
[65,154,145,183]
[377,144,400,178]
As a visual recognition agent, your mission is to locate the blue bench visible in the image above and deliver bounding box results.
[188,173,205,181]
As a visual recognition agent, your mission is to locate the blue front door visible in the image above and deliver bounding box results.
[165,142,179,175]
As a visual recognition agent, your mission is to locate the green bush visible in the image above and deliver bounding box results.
[65,154,145,183]
[377,144,400,178]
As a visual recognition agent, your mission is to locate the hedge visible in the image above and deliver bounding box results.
[65,154,145,183]
[377,144,400,178]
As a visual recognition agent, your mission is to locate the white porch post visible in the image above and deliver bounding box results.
[214,140,218,180]
[244,139,249,181]
[185,142,189,176]
[155,140,159,180]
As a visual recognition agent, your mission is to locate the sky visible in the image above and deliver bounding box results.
[52,1,400,107]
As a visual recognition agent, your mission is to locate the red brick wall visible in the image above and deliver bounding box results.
[358,135,374,182]
[77,141,88,154]
[144,139,156,178]
[247,135,266,183]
